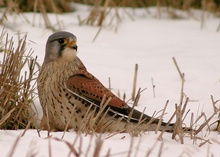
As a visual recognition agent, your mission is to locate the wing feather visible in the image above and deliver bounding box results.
[66,71,127,108]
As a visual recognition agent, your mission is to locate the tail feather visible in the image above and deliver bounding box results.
[108,105,175,132]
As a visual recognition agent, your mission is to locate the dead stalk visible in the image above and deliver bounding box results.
[134,137,141,157]
[210,95,219,113]
[132,64,138,101]
[217,19,220,32]
[62,105,77,138]
[133,88,141,106]
[172,104,184,144]
[48,137,52,157]
[151,77,156,98]
[190,113,194,139]
[194,112,216,135]
[158,142,164,157]
[6,136,20,157]
[84,135,93,157]
[145,140,158,157]
[108,77,111,91]
[127,137,134,157]
[21,113,36,137]
[172,57,185,104]
[156,0,161,19]
[54,137,79,157]
[201,0,206,29]
[93,136,103,157]
[155,100,169,134]
[92,26,102,42]
[172,57,184,80]
[157,108,176,140]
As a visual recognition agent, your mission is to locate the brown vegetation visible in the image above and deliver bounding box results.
[0,30,38,129]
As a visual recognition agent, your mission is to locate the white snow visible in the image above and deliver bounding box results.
[1,4,220,157]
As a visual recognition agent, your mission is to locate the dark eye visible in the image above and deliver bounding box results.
[58,38,65,44]
[58,38,68,45]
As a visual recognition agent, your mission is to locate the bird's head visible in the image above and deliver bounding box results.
[44,31,78,63]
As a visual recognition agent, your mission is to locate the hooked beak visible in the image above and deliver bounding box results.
[67,40,77,51]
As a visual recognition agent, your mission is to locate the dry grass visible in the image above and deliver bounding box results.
[1,0,72,13]
[0,31,38,130]
[170,56,220,145]
[0,1,65,32]
[76,0,220,26]
[1,0,220,34]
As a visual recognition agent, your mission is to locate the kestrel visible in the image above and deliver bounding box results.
[37,31,174,133]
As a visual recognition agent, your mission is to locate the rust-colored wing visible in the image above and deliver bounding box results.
[65,70,127,108]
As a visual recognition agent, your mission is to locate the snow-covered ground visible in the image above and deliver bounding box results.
[1,4,220,157]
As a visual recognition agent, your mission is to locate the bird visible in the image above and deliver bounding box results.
[37,31,175,133]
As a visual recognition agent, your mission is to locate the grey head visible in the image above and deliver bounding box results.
[44,31,78,63]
